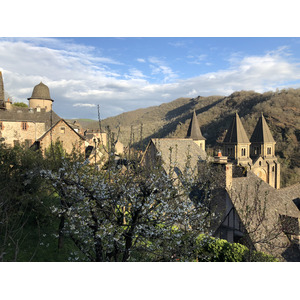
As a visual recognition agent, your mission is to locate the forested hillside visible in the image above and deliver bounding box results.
[76,88,300,187]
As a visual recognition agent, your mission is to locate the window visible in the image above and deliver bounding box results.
[60,127,65,134]
[267,147,272,155]
[21,122,28,130]
[254,146,260,155]
[241,148,246,157]
[272,166,275,172]
[0,122,3,131]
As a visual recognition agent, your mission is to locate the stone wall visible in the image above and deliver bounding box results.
[0,121,45,146]
[39,120,85,154]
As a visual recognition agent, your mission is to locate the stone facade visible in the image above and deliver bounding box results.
[0,120,45,147]
[0,76,86,156]
[222,113,280,189]
[35,119,85,154]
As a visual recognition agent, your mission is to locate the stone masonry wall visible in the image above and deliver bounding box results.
[39,120,85,154]
[0,121,45,146]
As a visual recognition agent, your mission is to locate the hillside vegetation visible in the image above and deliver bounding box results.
[76,88,300,187]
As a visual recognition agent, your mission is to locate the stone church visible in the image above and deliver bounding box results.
[221,112,280,189]
[143,109,300,261]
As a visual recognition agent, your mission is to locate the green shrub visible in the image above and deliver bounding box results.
[195,234,278,262]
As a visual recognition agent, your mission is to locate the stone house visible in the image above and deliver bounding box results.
[32,119,86,154]
[0,72,85,155]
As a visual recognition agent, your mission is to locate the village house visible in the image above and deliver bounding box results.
[0,71,85,154]
[0,71,123,160]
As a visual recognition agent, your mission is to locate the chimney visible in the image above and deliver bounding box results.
[225,163,233,190]
[5,98,13,111]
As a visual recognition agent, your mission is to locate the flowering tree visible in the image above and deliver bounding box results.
[42,152,218,262]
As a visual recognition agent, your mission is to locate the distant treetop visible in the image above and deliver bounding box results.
[13,102,28,108]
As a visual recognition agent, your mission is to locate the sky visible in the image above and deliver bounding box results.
[1,37,300,120]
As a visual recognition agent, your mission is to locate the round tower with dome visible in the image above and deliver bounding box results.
[28,82,54,112]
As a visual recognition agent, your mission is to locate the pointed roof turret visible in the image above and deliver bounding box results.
[250,113,275,143]
[223,112,250,144]
[186,109,205,140]
[0,71,5,109]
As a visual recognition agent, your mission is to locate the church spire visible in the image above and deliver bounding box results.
[250,113,275,144]
[223,112,250,144]
[250,113,276,158]
[186,109,205,140]
[0,71,5,109]
[222,112,251,165]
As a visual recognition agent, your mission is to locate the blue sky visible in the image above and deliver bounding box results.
[1,37,300,120]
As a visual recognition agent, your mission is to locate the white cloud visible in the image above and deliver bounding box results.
[125,68,147,79]
[73,103,97,108]
[1,39,300,120]
[137,58,146,63]
[148,57,178,82]
[187,54,208,65]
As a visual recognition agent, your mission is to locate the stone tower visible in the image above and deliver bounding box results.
[0,71,5,109]
[186,109,206,150]
[250,113,276,158]
[28,82,54,112]
[250,114,280,189]
[222,112,251,166]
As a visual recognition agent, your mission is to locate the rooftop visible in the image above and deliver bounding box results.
[223,112,250,144]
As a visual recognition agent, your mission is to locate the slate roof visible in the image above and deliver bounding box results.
[250,114,275,143]
[148,138,207,174]
[230,172,300,260]
[0,106,61,130]
[0,71,5,109]
[223,113,250,144]
[28,82,54,102]
[186,109,205,140]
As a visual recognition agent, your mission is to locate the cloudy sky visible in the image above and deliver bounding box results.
[1,37,300,120]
